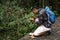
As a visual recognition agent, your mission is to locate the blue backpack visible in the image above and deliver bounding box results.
[45,6,56,24]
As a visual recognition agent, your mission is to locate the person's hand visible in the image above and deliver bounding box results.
[30,18,34,22]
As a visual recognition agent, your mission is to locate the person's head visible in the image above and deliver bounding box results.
[32,6,39,14]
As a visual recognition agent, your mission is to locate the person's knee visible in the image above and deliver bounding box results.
[33,33,39,36]
[34,32,46,36]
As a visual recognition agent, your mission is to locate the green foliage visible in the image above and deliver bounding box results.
[54,11,59,17]
[19,12,37,38]
[0,1,37,39]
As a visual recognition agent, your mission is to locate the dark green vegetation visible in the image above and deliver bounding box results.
[0,0,60,40]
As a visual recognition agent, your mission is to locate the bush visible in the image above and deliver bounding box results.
[0,3,37,40]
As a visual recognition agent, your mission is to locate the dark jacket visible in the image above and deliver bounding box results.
[35,9,51,28]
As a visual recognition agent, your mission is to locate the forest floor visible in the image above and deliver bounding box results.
[19,16,60,40]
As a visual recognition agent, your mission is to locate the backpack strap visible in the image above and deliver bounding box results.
[45,11,52,24]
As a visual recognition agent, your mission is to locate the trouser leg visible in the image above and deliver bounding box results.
[33,25,51,36]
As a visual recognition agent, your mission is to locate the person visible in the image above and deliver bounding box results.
[29,6,52,38]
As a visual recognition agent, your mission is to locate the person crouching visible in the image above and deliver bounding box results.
[29,6,52,38]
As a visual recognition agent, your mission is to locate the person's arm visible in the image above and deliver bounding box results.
[43,13,48,21]
[38,14,43,24]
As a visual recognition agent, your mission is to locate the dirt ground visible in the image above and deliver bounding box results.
[19,16,60,40]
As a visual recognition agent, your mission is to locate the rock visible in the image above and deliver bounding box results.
[19,17,60,40]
